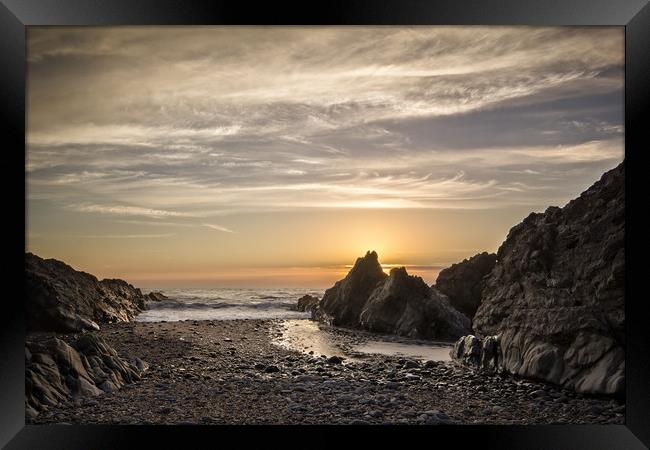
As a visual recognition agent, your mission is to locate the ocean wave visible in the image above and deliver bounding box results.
[148,300,295,310]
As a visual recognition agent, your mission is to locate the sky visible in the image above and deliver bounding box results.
[25,26,624,288]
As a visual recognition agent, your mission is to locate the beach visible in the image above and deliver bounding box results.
[28,319,625,425]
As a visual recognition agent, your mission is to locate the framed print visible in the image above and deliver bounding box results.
[2,0,649,448]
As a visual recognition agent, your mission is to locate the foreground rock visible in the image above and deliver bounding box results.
[434,252,497,319]
[295,295,319,312]
[360,267,470,340]
[313,251,470,340]
[453,163,625,396]
[26,253,153,332]
[25,333,146,417]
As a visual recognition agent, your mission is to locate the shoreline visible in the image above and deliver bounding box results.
[28,319,625,425]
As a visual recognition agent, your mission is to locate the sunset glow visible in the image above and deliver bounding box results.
[26,26,624,288]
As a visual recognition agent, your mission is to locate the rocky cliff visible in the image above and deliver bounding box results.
[313,251,471,340]
[435,252,497,319]
[26,253,150,333]
[453,162,625,395]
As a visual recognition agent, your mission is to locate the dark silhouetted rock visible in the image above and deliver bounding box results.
[314,251,387,326]
[147,291,168,302]
[295,294,319,312]
[359,267,471,340]
[452,163,625,395]
[25,253,150,332]
[435,252,497,318]
[25,333,145,415]
[313,252,470,340]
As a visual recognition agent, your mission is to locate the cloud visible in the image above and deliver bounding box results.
[76,233,175,239]
[202,223,236,233]
[68,204,197,218]
[26,27,624,223]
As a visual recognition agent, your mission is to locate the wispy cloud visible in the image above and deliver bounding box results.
[68,204,197,218]
[26,27,624,245]
[202,223,236,233]
[76,233,175,239]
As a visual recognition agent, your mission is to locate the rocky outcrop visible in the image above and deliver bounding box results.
[25,333,147,417]
[452,163,625,395]
[435,252,497,318]
[450,334,502,372]
[26,253,151,333]
[315,251,387,326]
[359,267,471,340]
[295,295,319,312]
[312,252,470,340]
[147,291,168,302]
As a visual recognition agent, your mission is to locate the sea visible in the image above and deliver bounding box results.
[135,287,324,322]
[135,287,453,361]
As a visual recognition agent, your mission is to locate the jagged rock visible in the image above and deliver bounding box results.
[359,267,471,340]
[25,253,150,332]
[295,295,319,312]
[147,291,168,302]
[454,162,625,395]
[25,333,145,416]
[450,334,502,371]
[434,252,497,318]
[315,251,387,326]
[313,252,470,340]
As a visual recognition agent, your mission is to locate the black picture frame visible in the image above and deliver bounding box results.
[3,0,649,448]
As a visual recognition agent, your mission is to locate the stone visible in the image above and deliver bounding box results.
[295,295,320,312]
[434,252,497,319]
[147,291,168,302]
[264,365,280,373]
[403,360,420,369]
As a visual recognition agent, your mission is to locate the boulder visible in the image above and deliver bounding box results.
[147,291,168,302]
[25,253,150,332]
[295,294,319,312]
[315,251,387,326]
[359,267,471,340]
[452,162,625,395]
[25,333,146,416]
[434,252,497,318]
[450,334,502,371]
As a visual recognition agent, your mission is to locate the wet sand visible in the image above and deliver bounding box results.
[29,319,625,425]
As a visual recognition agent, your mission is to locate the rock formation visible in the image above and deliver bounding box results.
[360,267,471,340]
[147,291,168,302]
[295,294,319,312]
[434,252,497,319]
[26,253,151,333]
[25,253,158,418]
[25,333,147,417]
[314,251,387,326]
[452,162,625,395]
[312,251,471,340]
